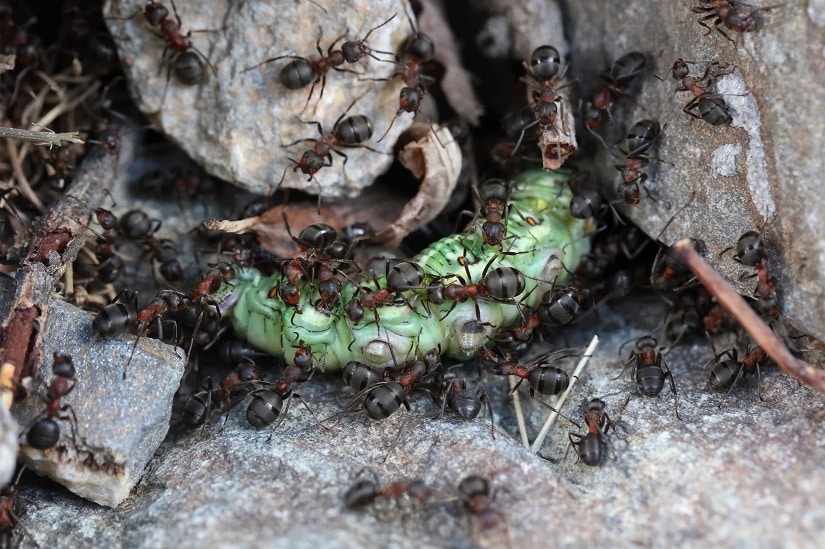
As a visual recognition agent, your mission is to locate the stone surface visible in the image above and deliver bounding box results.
[561,1,825,342]
[11,301,185,508]
[12,294,825,546]
[104,0,414,198]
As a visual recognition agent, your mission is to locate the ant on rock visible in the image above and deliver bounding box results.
[25,353,79,450]
[622,336,681,420]
[138,1,216,93]
[243,15,396,113]
[568,398,616,466]
[668,58,733,125]
[691,1,779,43]
[708,346,771,404]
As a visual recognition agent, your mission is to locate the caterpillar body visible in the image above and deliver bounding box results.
[216,170,592,371]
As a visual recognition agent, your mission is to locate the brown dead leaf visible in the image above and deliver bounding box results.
[205,127,461,255]
[375,125,461,247]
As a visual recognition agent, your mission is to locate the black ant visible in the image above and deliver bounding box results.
[26,353,78,450]
[691,1,779,43]
[139,1,215,87]
[539,286,588,327]
[708,346,770,402]
[343,361,380,393]
[469,178,513,248]
[733,231,778,317]
[354,357,431,420]
[624,336,681,420]
[344,475,431,509]
[669,58,733,125]
[568,398,616,466]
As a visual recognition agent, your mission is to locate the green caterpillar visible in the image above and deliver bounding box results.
[215,170,591,371]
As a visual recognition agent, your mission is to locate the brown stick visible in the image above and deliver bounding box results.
[672,239,825,395]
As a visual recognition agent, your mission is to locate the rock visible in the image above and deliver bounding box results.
[13,295,825,546]
[559,1,825,341]
[11,301,184,507]
[103,0,415,198]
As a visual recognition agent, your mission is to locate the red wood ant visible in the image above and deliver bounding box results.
[0,467,31,545]
[243,15,396,113]
[25,353,78,450]
[457,475,508,539]
[624,336,681,419]
[432,371,495,440]
[613,119,665,206]
[733,231,779,317]
[512,45,573,162]
[669,59,733,125]
[279,95,381,187]
[344,475,431,509]
[691,1,779,43]
[584,51,647,141]
[377,15,442,145]
[569,398,616,466]
[708,346,770,403]
[139,1,216,88]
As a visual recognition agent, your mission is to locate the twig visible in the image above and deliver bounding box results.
[673,239,825,396]
[0,126,85,148]
[531,335,599,454]
[509,375,530,450]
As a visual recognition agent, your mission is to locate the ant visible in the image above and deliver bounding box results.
[93,290,138,338]
[568,398,616,466]
[26,353,78,450]
[669,58,733,125]
[457,475,508,538]
[377,15,441,144]
[493,310,542,354]
[0,467,31,545]
[624,336,681,420]
[356,358,430,420]
[279,95,380,187]
[733,231,778,317]
[245,344,324,439]
[708,346,770,402]
[344,475,431,509]
[425,253,528,322]
[691,1,778,43]
[469,178,514,248]
[243,15,396,113]
[432,371,495,440]
[480,348,572,407]
[212,361,264,420]
[539,286,588,327]
[650,238,706,292]
[584,51,647,139]
[614,119,663,206]
[343,361,380,393]
[512,45,571,160]
[139,1,216,89]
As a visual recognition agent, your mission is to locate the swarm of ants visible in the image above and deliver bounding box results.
[0,0,819,545]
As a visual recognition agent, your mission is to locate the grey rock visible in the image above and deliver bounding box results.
[12,301,184,507]
[13,296,825,547]
[561,1,825,341]
[0,404,19,488]
[104,0,414,198]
